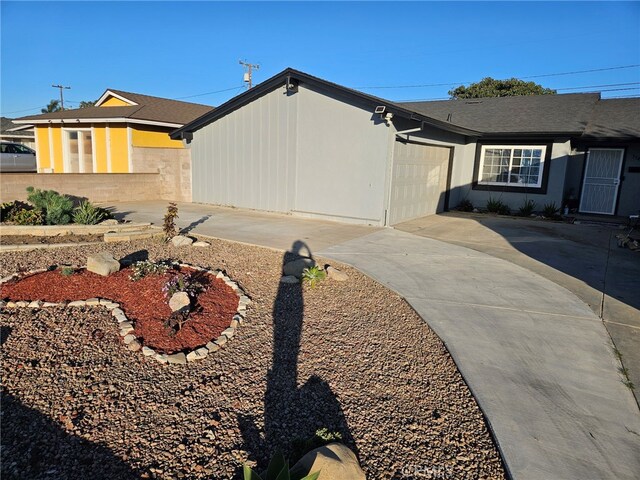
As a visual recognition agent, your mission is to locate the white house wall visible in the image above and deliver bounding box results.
[190,86,298,212]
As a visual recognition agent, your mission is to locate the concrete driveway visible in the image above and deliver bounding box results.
[109,201,640,480]
[396,212,640,406]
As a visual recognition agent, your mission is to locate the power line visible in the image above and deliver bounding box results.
[354,64,640,90]
[1,106,48,115]
[175,85,244,100]
[556,82,640,91]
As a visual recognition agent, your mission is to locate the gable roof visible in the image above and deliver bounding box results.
[399,93,602,136]
[14,90,213,128]
[170,68,481,140]
[1,117,34,137]
[582,98,640,139]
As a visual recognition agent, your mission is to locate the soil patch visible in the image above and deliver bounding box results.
[0,266,238,353]
[0,234,104,245]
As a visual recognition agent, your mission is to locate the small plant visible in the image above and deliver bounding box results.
[60,266,75,276]
[163,202,178,240]
[72,201,111,225]
[542,202,560,218]
[1,201,18,222]
[129,260,170,281]
[291,428,343,465]
[457,199,474,212]
[301,266,326,288]
[163,273,205,300]
[486,196,510,215]
[163,309,190,337]
[8,207,44,225]
[26,186,74,225]
[243,452,320,480]
[518,199,536,217]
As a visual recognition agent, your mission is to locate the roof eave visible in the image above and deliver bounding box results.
[13,118,182,128]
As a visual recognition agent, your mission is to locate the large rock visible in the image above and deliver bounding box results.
[326,266,349,282]
[290,443,365,480]
[171,235,194,247]
[169,292,190,312]
[87,252,120,276]
[283,257,316,278]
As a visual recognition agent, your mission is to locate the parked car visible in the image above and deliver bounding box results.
[0,141,37,172]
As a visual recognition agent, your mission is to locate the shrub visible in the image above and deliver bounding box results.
[457,199,474,212]
[2,201,32,222]
[129,260,171,281]
[60,266,75,276]
[163,202,178,240]
[301,266,326,288]
[9,207,44,225]
[542,202,560,218]
[162,272,205,300]
[243,452,320,480]
[518,199,536,217]
[486,196,510,215]
[26,186,73,225]
[73,201,111,225]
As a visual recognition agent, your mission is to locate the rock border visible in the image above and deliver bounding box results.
[0,263,251,365]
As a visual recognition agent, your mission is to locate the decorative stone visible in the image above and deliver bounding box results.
[230,319,239,328]
[283,258,316,278]
[169,292,191,313]
[239,295,251,305]
[206,342,220,353]
[16,301,29,307]
[171,235,194,247]
[290,443,366,480]
[115,313,128,323]
[99,219,119,226]
[6,301,17,308]
[142,346,156,356]
[28,300,42,308]
[216,271,226,279]
[86,298,101,306]
[233,313,244,325]
[222,327,235,339]
[42,302,59,307]
[120,326,134,336]
[155,354,168,364]
[326,266,349,282]
[280,275,300,284]
[214,335,228,346]
[186,351,200,362]
[167,353,187,364]
[123,334,137,344]
[195,347,209,357]
[111,308,124,317]
[128,340,142,352]
[192,241,210,247]
[87,252,120,276]
[119,321,133,330]
[187,349,208,362]
[68,300,86,307]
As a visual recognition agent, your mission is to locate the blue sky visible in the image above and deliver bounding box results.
[1,1,639,117]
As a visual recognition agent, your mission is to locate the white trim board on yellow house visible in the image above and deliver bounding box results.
[13,88,213,173]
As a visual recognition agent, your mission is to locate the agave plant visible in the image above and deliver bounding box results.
[243,452,320,480]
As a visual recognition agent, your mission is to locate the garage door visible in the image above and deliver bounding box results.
[389,140,451,225]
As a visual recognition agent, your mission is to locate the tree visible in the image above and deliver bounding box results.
[41,99,61,113]
[78,100,96,108]
[448,77,556,99]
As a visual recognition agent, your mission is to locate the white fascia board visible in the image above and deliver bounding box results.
[15,118,183,128]
[95,90,139,107]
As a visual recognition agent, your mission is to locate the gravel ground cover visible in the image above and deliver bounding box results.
[0,234,103,245]
[1,237,506,479]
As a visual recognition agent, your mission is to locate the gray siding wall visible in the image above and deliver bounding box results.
[449,140,571,212]
[191,86,298,212]
[295,86,391,223]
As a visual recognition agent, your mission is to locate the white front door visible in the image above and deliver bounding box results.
[579,148,624,215]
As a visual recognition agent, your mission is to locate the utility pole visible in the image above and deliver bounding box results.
[52,84,71,110]
[239,60,259,90]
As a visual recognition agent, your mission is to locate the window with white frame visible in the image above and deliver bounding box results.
[478,145,546,188]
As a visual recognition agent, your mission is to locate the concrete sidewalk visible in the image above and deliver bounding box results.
[111,201,640,479]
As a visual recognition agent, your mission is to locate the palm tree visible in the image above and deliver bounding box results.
[41,99,61,113]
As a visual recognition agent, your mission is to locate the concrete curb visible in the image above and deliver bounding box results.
[0,222,153,236]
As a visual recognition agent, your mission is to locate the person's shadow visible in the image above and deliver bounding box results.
[239,240,356,471]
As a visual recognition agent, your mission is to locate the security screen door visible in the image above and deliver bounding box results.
[579,148,624,215]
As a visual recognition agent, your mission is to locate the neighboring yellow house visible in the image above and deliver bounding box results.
[14,89,212,173]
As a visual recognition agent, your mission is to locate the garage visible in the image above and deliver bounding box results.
[388,140,452,225]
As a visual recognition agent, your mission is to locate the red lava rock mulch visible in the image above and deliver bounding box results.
[0,266,239,354]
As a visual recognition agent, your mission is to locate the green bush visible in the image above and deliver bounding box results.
[26,186,73,225]
[486,196,510,215]
[1,201,31,222]
[301,266,326,288]
[9,208,44,225]
[518,199,536,217]
[73,201,111,225]
[542,202,560,218]
[60,266,75,276]
[457,199,474,212]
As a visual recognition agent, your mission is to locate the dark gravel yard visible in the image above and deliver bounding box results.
[1,237,506,479]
